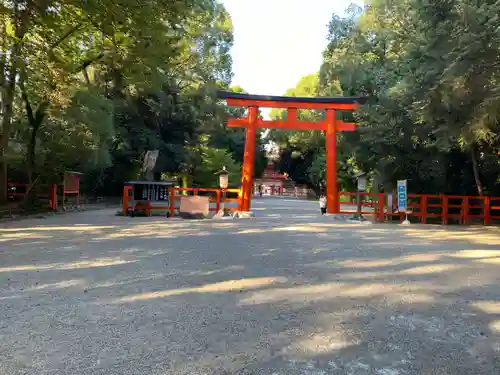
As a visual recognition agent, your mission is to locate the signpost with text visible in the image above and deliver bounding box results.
[397,180,407,213]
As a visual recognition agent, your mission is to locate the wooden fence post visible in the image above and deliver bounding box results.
[462,197,469,225]
[169,188,175,217]
[421,195,427,224]
[215,189,221,212]
[442,196,448,225]
[50,184,58,211]
[122,186,131,216]
[484,196,491,226]
[377,193,385,222]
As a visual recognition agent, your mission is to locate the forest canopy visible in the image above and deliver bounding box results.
[1,0,499,206]
[271,0,500,196]
[0,0,266,203]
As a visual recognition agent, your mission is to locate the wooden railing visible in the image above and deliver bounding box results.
[122,186,241,217]
[339,192,500,225]
[8,182,58,211]
[122,186,500,225]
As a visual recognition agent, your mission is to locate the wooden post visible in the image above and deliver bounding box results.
[325,109,338,214]
[484,196,491,225]
[462,197,469,225]
[421,195,428,224]
[442,195,448,225]
[378,193,385,222]
[122,186,131,216]
[169,188,176,217]
[240,106,258,211]
[50,184,58,211]
[62,175,66,211]
[215,189,221,212]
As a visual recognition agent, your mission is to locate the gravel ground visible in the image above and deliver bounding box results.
[1,198,500,375]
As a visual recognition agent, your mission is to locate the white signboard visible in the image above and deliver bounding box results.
[397,180,407,213]
[357,177,367,191]
[387,193,393,213]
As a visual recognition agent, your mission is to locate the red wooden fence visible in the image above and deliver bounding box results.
[8,182,58,211]
[339,192,500,225]
[122,186,241,217]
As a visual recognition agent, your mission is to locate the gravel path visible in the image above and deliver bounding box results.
[1,198,500,374]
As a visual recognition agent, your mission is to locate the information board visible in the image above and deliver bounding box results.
[397,180,407,213]
[133,183,170,201]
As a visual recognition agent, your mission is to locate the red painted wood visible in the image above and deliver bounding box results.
[378,193,385,222]
[421,195,427,224]
[326,109,338,214]
[226,98,358,110]
[484,196,491,225]
[227,118,356,132]
[240,106,258,211]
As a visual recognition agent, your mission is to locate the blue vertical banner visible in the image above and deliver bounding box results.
[397,180,407,213]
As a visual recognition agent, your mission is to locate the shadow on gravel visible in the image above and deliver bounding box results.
[0,210,500,374]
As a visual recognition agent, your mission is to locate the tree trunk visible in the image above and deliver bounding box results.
[470,142,484,196]
[0,4,32,203]
[26,116,44,184]
[21,72,48,185]
[0,99,15,203]
[0,59,17,201]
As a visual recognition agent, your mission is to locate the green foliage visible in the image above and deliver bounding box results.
[206,85,268,178]
[192,146,241,187]
[2,0,259,202]
[273,1,500,196]
[270,73,335,188]
[9,0,499,202]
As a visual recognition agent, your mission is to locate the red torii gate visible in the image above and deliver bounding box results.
[218,91,365,214]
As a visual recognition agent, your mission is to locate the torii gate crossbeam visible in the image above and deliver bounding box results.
[218,91,365,214]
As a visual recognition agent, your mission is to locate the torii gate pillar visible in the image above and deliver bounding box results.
[325,109,339,213]
[241,106,258,211]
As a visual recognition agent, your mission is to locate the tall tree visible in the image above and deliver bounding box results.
[0,0,231,201]
[273,1,500,196]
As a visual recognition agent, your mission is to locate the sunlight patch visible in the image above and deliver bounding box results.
[339,253,444,269]
[273,226,328,233]
[0,257,133,273]
[398,264,460,275]
[452,250,500,259]
[473,301,500,314]
[474,257,500,265]
[112,276,288,303]
[286,331,356,356]
[0,226,115,232]
[489,320,500,333]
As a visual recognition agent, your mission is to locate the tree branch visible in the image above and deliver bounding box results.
[50,23,82,50]
[20,82,35,125]
[34,100,49,124]
[82,67,91,84]
[73,52,105,74]
[20,66,48,126]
